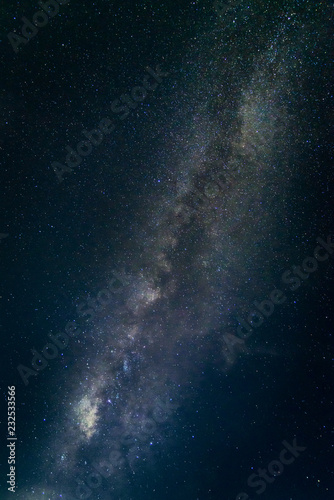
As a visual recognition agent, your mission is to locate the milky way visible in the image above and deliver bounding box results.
[14,5,330,499]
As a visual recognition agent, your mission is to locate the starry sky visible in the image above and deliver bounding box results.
[1,1,333,499]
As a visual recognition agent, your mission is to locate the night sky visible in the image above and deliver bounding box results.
[0,1,333,499]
